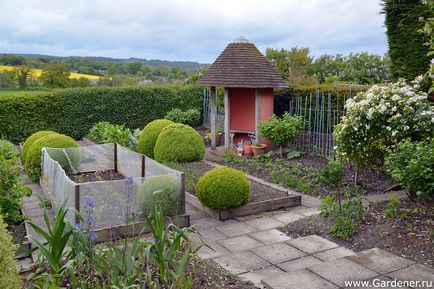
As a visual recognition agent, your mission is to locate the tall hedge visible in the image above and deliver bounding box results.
[382,0,431,81]
[0,86,203,143]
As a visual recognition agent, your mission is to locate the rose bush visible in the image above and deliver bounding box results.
[334,78,434,166]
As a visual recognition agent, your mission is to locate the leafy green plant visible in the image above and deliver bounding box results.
[86,121,134,148]
[165,108,202,127]
[329,216,356,239]
[383,194,401,218]
[0,139,17,160]
[154,123,205,163]
[0,214,21,289]
[316,160,346,187]
[195,166,251,209]
[37,195,52,209]
[136,119,174,158]
[385,138,434,199]
[258,112,303,158]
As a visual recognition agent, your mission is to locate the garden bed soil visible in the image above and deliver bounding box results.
[217,152,396,197]
[281,199,434,267]
[67,170,125,183]
[9,222,27,244]
[179,161,288,202]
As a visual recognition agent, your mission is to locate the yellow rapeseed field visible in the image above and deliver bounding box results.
[0,65,100,80]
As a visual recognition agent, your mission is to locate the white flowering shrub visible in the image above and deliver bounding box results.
[334,78,434,166]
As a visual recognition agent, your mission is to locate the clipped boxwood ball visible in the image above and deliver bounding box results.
[21,131,58,165]
[195,166,251,209]
[25,133,79,181]
[136,119,174,158]
[136,175,179,216]
[154,123,205,163]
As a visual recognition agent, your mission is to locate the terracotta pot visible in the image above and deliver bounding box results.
[251,144,267,156]
[216,133,223,146]
[243,143,253,155]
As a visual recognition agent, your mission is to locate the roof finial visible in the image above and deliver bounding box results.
[232,36,250,44]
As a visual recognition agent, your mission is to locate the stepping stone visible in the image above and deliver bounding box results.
[346,248,414,274]
[190,217,223,229]
[238,266,283,287]
[213,251,271,275]
[313,246,356,261]
[216,221,256,237]
[308,257,379,288]
[293,207,320,216]
[196,227,227,243]
[387,263,434,288]
[245,217,285,230]
[218,235,263,252]
[262,269,338,289]
[197,241,230,259]
[251,242,306,264]
[249,229,291,245]
[277,256,323,272]
[186,204,209,219]
[286,235,339,254]
[272,211,305,224]
[301,195,322,208]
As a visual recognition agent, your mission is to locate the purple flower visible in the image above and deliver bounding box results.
[347,163,353,170]
[125,176,133,184]
[73,223,81,231]
[84,197,96,209]
[87,231,97,242]
[85,214,96,225]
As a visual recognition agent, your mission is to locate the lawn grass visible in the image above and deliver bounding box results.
[0,88,52,98]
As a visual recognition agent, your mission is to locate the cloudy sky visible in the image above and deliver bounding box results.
[0,0,388,63]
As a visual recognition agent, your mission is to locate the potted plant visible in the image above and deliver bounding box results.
[243,141,253,155]
[251,143,267,156]
[205,128,223,146]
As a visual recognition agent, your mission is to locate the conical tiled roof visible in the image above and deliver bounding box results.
[198,37,287,88]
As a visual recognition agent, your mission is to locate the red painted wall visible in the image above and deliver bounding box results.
[260,88,274,121]
[229,88,256,132]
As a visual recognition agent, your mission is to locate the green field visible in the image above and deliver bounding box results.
[0,89,52,98]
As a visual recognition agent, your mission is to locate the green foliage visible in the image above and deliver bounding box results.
[385,138,434,198]
[316,160,347,187]
[21,130,58,166]
[258,112,303,157]
[136,175,179,217]
[0,214,21,289]
[195,166,251,209]
[329,216,356,240]
[136,119,174,158]
[164,108,202,127]
[14,65,33,89]
[382,0,431,81]
[40,63,71,88]
[154,123,205,163]
[25,133,79,181]
[384,194,401,218]
[0,139,17,160]
[70,77,91,88]
[86,121,133,147]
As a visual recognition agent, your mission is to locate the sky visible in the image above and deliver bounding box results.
[0,0,388,63]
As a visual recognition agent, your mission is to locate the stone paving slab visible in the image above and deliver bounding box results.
[346,247,415,274]
[196,227,227,243]
[277,256,323,273]
[271,211,305,224]
[308,257,379,288]
[218,235,264,252]
[245,216,285,231]
[387,263,434,287]
[197,241,230,259]
[216,221,256,237]
[300,195,322,208]
[249,229,291,245]
[292,206,320,216]
[213,250,271,275]
[238,266,284,287]
[262,269,338,289]
[190,216,224,229]
[313,246,356,261]
[286,235,339,254]
[251,242,306,265]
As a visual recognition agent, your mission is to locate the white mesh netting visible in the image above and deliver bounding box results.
[41,143,183,230]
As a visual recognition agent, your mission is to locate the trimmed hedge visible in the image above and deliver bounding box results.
[0,86,203,143]
[195,166,251,209]
[25,133,79,181]
[0,214,21,289]
[21,131,58,165]
[154,123,205,163]
[136,119,174,158]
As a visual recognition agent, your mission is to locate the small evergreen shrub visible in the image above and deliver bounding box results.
[316,160,347,187]
[0,140,17,160]
[328,216,356,240]
[195,166,251,209]
[136,175,179,216]
[0,214,21,289]
[164,108,202,127]
[154,123,205,163]
[86,121,133,147]
[25,133,79,181]
[136,119,174,158]
[21,131,58,165]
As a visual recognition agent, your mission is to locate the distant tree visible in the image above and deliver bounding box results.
[126,61,143,75]
[0,71,15,88]
[70,77,91,87]
[0,54,26,66]
[40,63,71,88]
[14,65,33,89]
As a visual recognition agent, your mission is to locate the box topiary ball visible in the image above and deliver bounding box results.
[25,133,79,181]
[21,131,58,165]
[154,123,205,163]
[136,119,174,158]
[136,175,179,217]
[195,166,251,209]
